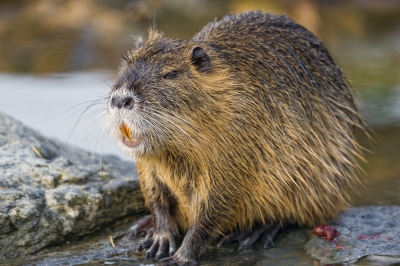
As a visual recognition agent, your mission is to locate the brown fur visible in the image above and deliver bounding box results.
[107,11,366,262]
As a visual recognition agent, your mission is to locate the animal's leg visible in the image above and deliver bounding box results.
[159,198,213,266]
[159,223,206,266]
[137,202,178,260]
[130,173,178,260]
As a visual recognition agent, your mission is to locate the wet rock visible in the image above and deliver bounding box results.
[305,206,400,264]
[0,112,143,259]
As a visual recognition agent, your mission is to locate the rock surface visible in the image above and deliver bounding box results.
[305,206,400,264]
[0,112,143,259]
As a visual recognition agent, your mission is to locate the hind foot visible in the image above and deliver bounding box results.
[127,215,154,239]
[218,223,283,249]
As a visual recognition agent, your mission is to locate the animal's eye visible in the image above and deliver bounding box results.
[163,71,178,79]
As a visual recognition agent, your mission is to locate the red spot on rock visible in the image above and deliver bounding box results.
[312,224,338,241]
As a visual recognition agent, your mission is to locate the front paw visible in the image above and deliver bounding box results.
[138,232,177,260]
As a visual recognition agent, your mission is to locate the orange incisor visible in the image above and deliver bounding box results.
[120,123,133,140]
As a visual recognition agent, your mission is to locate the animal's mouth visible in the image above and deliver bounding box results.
[120,123,143,148]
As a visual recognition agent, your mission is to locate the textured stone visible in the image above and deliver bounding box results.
[0,112,143,259]
[304,206,400,264]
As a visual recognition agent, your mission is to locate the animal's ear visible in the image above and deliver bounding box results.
[191,46,210,72]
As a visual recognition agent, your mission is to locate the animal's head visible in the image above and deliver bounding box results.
[107,30,233,158]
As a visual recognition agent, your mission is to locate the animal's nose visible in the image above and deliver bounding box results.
[111,96,135,109]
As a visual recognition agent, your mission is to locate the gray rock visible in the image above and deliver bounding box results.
[304,206,400,264]
[0,112,143,259]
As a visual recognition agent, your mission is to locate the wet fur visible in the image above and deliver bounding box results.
[107,11,366,261]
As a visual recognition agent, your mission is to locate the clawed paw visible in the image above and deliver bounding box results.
[137,232,177,261]
[127,215,179,261]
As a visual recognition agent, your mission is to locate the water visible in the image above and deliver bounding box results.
[353,126,400,206]
[0,72,123,157]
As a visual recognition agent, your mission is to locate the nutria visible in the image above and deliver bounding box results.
[106,11,365,264]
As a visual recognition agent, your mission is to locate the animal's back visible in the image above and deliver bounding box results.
[191,11,364,227]
[195,11,351,104]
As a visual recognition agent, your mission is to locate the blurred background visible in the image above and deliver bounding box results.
[0,0,399,206]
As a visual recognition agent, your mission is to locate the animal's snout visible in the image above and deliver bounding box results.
[111,96,135,110]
